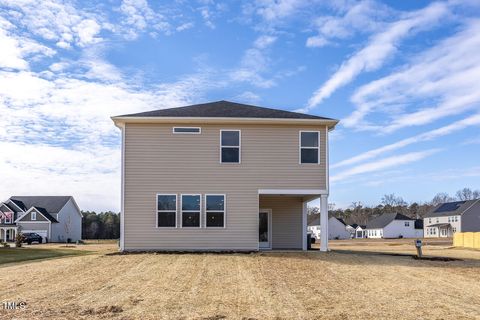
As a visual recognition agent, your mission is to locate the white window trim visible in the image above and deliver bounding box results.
[156,194,177,228]
[31,211,37,221]
[173,127,201,134]
[299,131,320,164]
[220,130,241,164]
[180,194,202,228]
[204,194,226,228]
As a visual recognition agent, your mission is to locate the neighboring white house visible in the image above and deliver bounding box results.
[308,216,350,240]
[424,199,480,237]
[0,196,82,243]
[366,213,418,239]
[354,225,367,238]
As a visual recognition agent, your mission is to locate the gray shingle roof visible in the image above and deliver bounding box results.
[10,196,71,213]
[424,199,479,218]
[366,213,413,229]
[115,100,335,120]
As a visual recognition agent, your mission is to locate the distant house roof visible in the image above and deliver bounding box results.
[424,199,479,218]
[308,217,320,226]
[114,100,336,121]
[349,223,359,229]
[308,216,347,227]
[10,196,72,213]
[366,213,413,229]
[356,225,366,230]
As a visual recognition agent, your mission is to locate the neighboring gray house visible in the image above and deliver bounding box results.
[0,196,82,243]
[366,213,418,239]
[112,100,338,252]
[424,199,480,237]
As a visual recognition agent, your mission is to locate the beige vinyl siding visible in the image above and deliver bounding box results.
[259,196,303,249]
[18,209,48,222]
[124,123,327,250]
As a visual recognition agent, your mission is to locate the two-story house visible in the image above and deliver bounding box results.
[424,199,480,237]
[112,101,338,251]
[365,213,422,239]
[0,196,82,243]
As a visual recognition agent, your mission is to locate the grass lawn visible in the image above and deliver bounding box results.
[0,247,92,265]
[0,241,479,319]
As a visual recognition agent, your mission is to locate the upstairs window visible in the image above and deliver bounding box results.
[300,131,319,164]
[206,195,225,227]
[181,194,201,228]
[173,127,201,134]
[31,211,37,221]
[157,194,177,227]
[221,130,240,163]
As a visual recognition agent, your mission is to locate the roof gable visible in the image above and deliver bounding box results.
[10,196,71,213]
[16,207,59,223]
[115,100,335,121]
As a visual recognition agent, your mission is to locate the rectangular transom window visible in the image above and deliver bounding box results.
[221,130,240,163]
[300,131,320,164]
[157,194,177,227]
[181,194,201,228]
[205,194,225,227]
[173,127,201,134]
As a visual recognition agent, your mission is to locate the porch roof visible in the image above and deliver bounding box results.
[428,223,451,228]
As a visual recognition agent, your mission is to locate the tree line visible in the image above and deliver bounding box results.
[82,211,120,239]
[308,187,480,226]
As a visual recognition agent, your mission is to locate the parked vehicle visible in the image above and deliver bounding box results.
[22,232,43,244]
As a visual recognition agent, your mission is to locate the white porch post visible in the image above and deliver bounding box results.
[3,228,6,242]
[320,194,329,252]
[302,200,307,251]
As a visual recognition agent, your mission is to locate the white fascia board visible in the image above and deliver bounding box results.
[111,116,339,129]
[258,189,328,195]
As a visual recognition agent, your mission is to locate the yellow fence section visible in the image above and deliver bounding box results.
[475,233,480,249]
[454,232,480,249]
[453,233,464,247]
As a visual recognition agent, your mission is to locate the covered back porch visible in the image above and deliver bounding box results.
[258,189,329,251]
[0,225,18,242]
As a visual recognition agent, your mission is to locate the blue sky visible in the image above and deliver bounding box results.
[0,0,479,211]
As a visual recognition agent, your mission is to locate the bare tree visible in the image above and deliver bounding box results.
[431,192,454,205]
[455,187,480,201]
[381,194,406,207]
[64,215,72,246]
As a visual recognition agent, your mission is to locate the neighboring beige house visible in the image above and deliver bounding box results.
[424,199,480,237]
[0,196,82,243]
[112,100,338,251]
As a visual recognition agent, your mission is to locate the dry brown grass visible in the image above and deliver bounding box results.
[1,240,480,319]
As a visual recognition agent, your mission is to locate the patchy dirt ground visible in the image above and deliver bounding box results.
[1,240,479,319]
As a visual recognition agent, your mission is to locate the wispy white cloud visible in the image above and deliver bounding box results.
[306,0,391,48]
[347,19,480,132]
[331,149,440,183]
[118,0,171,39]
[303,1,449,111]
[332,113,480,169]
[252,0,309,22]
[0,0,104,48]
[229,34,278,88]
